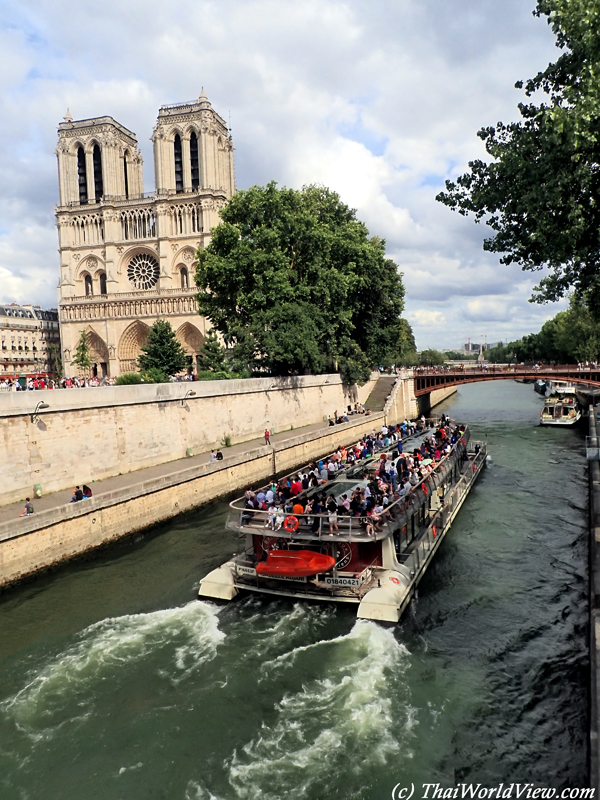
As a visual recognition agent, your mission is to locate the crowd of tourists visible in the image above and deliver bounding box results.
[242,414,466,537]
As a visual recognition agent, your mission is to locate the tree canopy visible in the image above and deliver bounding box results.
[138,319,188,377]
[486,295,600,363]
[437,0,600,314]
[195,182,406,384]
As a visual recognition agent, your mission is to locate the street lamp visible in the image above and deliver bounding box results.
[30,401,49,423]
[181,389,196,406]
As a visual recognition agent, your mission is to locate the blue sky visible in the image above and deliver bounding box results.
[0,0,563,349]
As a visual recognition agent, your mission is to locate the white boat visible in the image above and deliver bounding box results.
[198,424,487,623]
[540,387,582,426]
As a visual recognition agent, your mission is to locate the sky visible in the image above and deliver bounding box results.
[0,0,564,350]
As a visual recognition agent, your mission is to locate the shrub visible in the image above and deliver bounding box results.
[115,372,143,385]
[141,367,167,383]
[197,370,232,381]
[221,433,232,447]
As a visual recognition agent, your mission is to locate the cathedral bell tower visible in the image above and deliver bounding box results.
[55,92,235,379]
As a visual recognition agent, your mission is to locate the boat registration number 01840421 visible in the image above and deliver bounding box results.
[324,576,360,587]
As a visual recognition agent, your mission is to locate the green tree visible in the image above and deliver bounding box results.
[138,319,187,377]
[419,349,447,366]
[437,0,600,314]
[394,318,416,363]
[400,350,420,367]
[71,331,93,373]
[196,328,228,373]
[195,182,406,384]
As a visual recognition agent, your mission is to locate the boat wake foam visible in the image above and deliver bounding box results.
[187,620,416,800]
[1,601,224,738]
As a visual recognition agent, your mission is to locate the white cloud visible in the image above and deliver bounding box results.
[0,0,561,346]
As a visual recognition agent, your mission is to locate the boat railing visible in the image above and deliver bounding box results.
[395,442,487,571]
[230,429,474,543]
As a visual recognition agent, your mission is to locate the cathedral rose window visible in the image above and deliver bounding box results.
[127,253,160,289]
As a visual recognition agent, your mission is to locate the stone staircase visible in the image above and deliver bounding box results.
[364,375,398,412]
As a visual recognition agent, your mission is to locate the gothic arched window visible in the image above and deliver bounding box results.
[174,134,183,193]
[123,151,129,199]
[190,132,199,190]
[99,272,107,294]
[93,144,103,201]
[84,274,93,296]
[180,267,189,288]
[77,147,88,204]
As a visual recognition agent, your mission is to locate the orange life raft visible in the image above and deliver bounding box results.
[256,549,336,578]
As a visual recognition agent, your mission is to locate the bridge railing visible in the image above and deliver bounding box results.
[415,363,591,376]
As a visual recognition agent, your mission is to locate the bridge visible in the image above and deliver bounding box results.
[413,364,600,397]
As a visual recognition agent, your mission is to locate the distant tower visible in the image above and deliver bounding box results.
[55,92,235,377]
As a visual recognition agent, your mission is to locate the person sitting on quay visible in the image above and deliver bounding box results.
[19,497,34,517]
[70,486,84,502]
[82,485,93,499]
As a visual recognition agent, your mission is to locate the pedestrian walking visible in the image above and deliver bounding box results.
[264,428,271,445]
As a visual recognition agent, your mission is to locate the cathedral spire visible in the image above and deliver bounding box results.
[198,88,212,109]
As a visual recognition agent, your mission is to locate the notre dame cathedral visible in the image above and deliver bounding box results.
[55,91,235,377]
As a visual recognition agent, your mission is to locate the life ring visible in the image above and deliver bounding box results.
[421,483,429,495]
[472,463,477,473]
[402,525,407,536]
[390,576,400,585]
[284,515,299,533]
[432,525,437,538]
[461,437,466,445]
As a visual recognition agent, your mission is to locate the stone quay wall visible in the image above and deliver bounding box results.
[0,374,379,507]
[0,413,384,589]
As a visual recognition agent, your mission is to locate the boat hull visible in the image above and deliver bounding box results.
[539,412,582,426]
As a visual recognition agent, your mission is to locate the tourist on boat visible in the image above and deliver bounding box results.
[326,496,339,535]
[292,499,305,516]
[274,506,285,530]
[265,505,277,529]
[311,498,324,533]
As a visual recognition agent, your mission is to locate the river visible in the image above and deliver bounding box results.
[0,381,589,799]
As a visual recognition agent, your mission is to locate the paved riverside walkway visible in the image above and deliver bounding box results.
[0,416,378,525]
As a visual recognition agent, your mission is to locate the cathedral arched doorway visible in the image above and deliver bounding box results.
[118,320,150,373]
[86,328,110,378]
[176,322,204,373]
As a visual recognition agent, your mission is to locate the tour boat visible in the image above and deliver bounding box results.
[540,387,582,426]
[198,424,487,623]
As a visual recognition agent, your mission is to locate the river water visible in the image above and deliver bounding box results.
[0,381,589,799]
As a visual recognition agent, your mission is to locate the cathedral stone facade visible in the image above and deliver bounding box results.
[55,91,235,377]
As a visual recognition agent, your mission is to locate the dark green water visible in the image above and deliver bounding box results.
[0,382,588,799]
